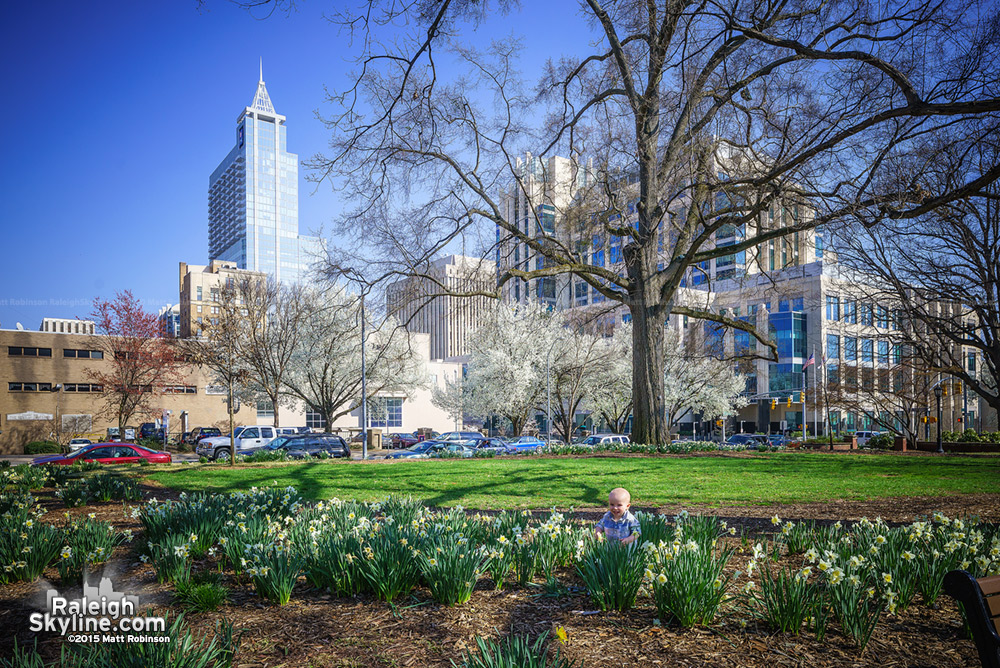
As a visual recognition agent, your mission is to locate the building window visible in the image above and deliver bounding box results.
[8,382,53,392]
[163,385,197,394]
[875,306,889,329]
[306,410,326,430]
[779,299,790,312]
[63,349,103,359]
[843,300,857,324]
[370,397,403,428]
[844,337,858,362]
[968,352,977,372]
[878,341,889,364]
[256,399,274,419]
[8,346,53,357]
[826,364,839,386]
[205,385,227,395]
[861,339,874,363]
[792,297,804,311]
[859,304,873,326]
[64,383,103,392]
[825,296,840,321]
[196,286,203,301]
[826,334,840,360]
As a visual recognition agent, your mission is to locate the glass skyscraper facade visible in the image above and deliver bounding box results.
[208,72,322,283]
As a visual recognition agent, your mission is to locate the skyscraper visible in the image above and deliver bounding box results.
[208,65,322,283]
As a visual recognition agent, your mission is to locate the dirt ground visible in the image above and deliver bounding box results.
[1,484,996,668]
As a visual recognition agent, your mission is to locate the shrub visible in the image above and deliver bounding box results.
[357,525,422,602]
[866,433,894,450]
[149,534,194,584]
[57,516,124,584]
[747,565,819,634]
[647,540,736,627]
[56,480,90,508]
[60,613,231,668]
[0,508,62,584]
[246,542,304,605]
[23,441,60,455]
[455,633,576,668]
[577,539,647,611]
[419,534,484,606]
[174,571,229,612]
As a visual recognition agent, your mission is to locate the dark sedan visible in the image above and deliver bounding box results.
[33,443,172,466]
[267,434,351,459]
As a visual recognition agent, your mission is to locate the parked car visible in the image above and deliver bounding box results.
[267,433,351,459]
[196,426,278,461]
[390,432,421,449]
[768,434,798,447]
[33,443,171,466]
[852,431,880,447]
[579,434,630,447]
[505,436,547,453]
[471,437,510,454]
[384,440,447,459]
[66,438,92,452]
[437,431,486,443]
[186,427,222,446]
[726,434,771,447]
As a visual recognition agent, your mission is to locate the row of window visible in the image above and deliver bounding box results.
[826,335,899,364]
[8,382,103,393]
[825,296,899,328]
[9,347,104,359]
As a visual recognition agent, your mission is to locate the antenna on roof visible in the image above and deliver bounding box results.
[16,322,24,330]
[259,58,263,83]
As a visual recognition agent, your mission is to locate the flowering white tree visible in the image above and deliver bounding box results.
[283,286,425,431]
[431,374,466,431]
[462,301,558,436]
[584,324,633,435]
[663,330,748,432]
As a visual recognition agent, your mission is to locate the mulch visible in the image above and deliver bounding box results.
[1,483,996,667]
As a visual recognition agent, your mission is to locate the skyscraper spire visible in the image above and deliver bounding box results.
[250,62,275,115]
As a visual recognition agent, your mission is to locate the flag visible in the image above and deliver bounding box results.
[803,352,815,370]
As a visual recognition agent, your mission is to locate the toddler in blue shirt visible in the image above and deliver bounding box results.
[594,487,640,545]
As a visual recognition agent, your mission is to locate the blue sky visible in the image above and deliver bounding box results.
[0,1,590,330]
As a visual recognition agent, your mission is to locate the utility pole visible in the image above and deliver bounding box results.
[361,291,368,461]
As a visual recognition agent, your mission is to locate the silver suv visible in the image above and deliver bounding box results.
[580,434,631,446]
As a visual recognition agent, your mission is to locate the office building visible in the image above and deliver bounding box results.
[386,255,497,360]
[208,66,323,284]
[177,260,266,339]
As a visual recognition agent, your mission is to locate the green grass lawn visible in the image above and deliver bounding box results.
[143,452,1000,509]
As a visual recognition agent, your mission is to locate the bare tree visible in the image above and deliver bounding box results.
[247,0,1000,443]
[229,277,308,427]
[283,285,426,431]
[834,142,1000,418]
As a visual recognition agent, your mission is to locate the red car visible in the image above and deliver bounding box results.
[32,443,172,466]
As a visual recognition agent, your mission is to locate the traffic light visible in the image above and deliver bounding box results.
[956,382,963,394]
[786,396,792,407]
[799,392,806,403]
[716,419,723,427]
[943,385,948,396]
[771,399,777,409]
[921,416,928,424]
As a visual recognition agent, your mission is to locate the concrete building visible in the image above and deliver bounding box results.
[40,318,94,335]
[177,260,266,339]
[0,326,460,454]
[386,255,497,360]
[208,65,323,284]
[158,304,181,338]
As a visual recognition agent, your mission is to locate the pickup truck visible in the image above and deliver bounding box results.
[196,426,277,461]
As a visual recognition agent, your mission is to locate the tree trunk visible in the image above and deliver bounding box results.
[629,295,667,444]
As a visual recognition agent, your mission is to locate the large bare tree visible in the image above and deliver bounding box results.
[834,142,1000,418]
[249,0,1000,443]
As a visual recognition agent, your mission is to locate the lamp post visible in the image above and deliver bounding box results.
[933,384,943,454]
[51,384,62,449]
[360,290,368,461]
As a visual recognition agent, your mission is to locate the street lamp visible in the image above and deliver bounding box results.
[933,384,943,454]
[51,384,62,448]
[360,290,368,461]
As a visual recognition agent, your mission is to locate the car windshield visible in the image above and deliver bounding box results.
[407,442,434,453]
[265,436,293,450]
[583,436,601,445]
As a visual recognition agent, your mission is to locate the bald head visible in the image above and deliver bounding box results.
[608,487,632,519]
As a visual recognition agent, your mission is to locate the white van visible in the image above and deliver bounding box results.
[855,431,881,447]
